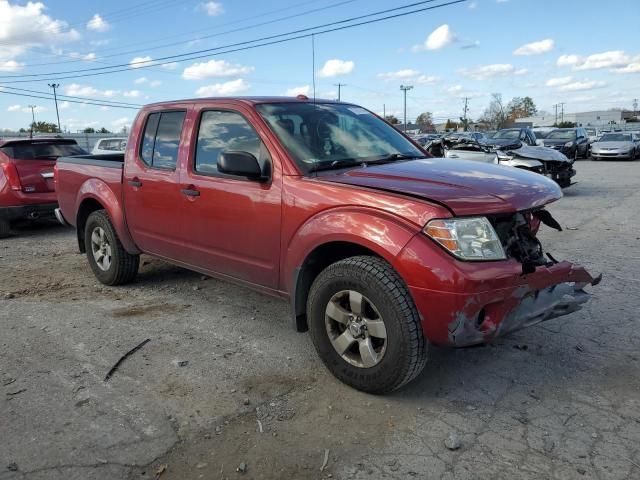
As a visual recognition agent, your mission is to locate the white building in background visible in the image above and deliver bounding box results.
[515,110,632,128]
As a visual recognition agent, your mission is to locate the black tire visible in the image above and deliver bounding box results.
[307,256,428,394]
[84,210,139,286]
[0,219,10,239]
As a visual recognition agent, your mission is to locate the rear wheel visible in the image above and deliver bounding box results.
[307,256,428,394]
[0,219,10,239]
[84,210,139,285]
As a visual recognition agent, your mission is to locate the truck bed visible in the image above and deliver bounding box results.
[56,154,124,227]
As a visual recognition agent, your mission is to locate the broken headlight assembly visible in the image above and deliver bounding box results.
[424,217,506,261]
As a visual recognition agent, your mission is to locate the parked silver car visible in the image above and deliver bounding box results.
[91,137,127,155]
[591,133,639,160]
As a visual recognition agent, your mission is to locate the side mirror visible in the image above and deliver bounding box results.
[218,151,266,181]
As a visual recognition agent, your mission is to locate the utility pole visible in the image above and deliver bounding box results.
[553,104,559,125]
[559,102,565,124]
[633,98,638,119]
[28,105,36,138]
[462,97,469,131]
[48,83,61,133]
[400,85,413,133]
[334,83,346,101]
[383,104,386,120]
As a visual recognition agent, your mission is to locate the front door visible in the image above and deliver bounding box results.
[123,109,189,258]
[178,106,282,289]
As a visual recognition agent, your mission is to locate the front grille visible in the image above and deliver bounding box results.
[489,212,549,273]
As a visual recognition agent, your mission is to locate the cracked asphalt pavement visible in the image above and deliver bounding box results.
[1,160,639,479]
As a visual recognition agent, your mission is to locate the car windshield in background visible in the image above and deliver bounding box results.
[585,129,597,136]
[0,140,86,159]
[256,102,424,173]
[533,131,549,139]
[599,134,631,142]
[493,130,520,139]
[547,130,576,140]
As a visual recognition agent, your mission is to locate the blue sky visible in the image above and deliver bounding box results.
[1,0,638,131]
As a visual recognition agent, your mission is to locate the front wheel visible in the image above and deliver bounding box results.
[84,210,139,285]
[307,256,428,394]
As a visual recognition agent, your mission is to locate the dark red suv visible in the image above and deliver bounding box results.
[0,138,86,237]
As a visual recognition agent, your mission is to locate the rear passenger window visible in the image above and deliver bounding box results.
[194,110,263,175]
[139,111,185,169]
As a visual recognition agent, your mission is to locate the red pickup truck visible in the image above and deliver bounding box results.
[0,138,85,237]
[55,97,599,393]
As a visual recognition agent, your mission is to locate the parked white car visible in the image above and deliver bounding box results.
[91,137,127,155]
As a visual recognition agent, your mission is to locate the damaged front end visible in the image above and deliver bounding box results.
[446,209,601,347]
[497,146,576,188]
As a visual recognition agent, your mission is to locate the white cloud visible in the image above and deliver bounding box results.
[65,83,118,98]
[112,117,131,129]
[58,101,70,110]
[134,77,148,84]
[415,74,438,84]
[414,24,455,52]
[150,80,162,87]
[199,1,224,16]
[7,104,48,113]
[0,60,23,71]
[545,76,572,87]
[195,78,250,96]
[513,39,554,56]
[0,1,79,63]
[557,51,631,71]
[615,61,640,74]
[182,59,253,80]
[161,62,179,70]
[557,80,607,92]
[446,85,484,99]
[460,63,517,80]
[7,104,21,112]
[69,51,96,61]
[377,69,419,81]
[514,68,528,75]
[318,59,354,77]
[285,85,311,96]
[123,90,141,98]
[87,14,110,32]
[129,56,154,69]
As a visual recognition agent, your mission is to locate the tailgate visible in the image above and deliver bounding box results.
[13,158,56,193]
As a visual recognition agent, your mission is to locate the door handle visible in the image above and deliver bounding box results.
[181,188,200,197]
[128,178,142,187]
[448,154,458,158]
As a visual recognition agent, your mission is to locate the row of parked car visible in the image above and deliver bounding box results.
[411,127,640,189]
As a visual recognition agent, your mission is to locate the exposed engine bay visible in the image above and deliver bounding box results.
[424,134,576,188]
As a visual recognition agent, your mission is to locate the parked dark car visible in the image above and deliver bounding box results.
[490,128,539,147]
[0,138,86,238]
[542,128,590,160]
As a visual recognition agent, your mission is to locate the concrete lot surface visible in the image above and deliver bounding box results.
[1,160,639,480]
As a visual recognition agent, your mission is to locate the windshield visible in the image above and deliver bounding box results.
[547,129,576,140]
[256,102,424,173]
[0,140,87,159]
[599,134,632,142]
[493,130,520,139]
[533,130,549,139]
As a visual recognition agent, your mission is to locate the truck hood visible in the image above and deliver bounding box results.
[318,158,562,216]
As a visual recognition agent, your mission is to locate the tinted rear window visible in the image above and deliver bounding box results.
[1,141,86,159]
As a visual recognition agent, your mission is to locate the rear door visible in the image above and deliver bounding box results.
[123,109,190,259]
[1,140,85,193]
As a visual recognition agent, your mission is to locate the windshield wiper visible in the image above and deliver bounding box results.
[366,153,427,164]
[309,158,362,172]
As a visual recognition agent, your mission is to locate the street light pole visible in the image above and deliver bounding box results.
[334,83,346,101]
[400,85,413,133]
[28,105,36,138]
[48,83,61,133]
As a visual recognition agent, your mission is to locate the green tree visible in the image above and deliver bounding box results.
[444,119,458,131]
[30,121,59,133]
[556,121,576,128]
[98,127,111,133]
[83,127,96,133]
[507,96,537,121]
[384,114,400,125]
[415,112,435,133]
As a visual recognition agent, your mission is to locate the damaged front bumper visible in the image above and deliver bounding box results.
[444,262,600,347]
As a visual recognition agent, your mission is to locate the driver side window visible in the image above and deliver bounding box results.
[194,110,265,175]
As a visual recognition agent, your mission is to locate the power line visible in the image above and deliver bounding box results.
[0,90,140,110]
[0,0,464,81]
[24,0,357,68]
[1,86,143,107]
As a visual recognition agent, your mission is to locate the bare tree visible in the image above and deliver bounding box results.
[480,93,507,129]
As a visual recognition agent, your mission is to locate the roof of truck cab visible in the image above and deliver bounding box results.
[144,96,341,108]
[0,137,78,147]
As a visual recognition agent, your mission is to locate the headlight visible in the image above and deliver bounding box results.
[564,142,574,148]
[424,217,506,261]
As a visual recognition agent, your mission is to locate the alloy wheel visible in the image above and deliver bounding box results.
[90,226,112,271]
[325,290,388,368]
